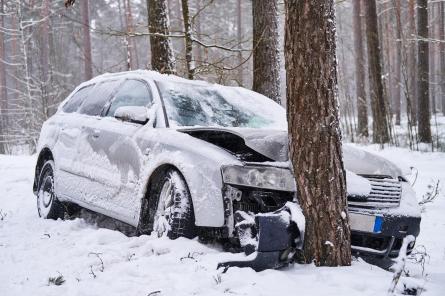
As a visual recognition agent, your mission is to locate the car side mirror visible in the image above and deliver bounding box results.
[114,106,149,124]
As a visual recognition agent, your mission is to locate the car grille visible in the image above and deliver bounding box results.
[348,175,402,209]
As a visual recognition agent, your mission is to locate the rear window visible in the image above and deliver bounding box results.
[78,80,121,116]
[62,85,94,113]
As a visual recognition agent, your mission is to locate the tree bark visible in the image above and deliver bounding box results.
[364,0,390,144]
[124,0,138,70]
[394,0,402,125]
[408,0,418,124]
[181,0,194,79]
[237,0,243,86]
[429,2,436,115]
[352,0,368,137]
[253,0,281,104]
[0,0,6,154]
[80,0,93,80]
[440,1,445,115]
[417,0,432,143]
[285,0,351,266]
[147,0,176,74]
[40,0,51,120]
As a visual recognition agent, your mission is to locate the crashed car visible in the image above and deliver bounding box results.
[33,70,421,270]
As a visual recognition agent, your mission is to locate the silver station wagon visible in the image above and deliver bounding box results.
[33,71,421,270]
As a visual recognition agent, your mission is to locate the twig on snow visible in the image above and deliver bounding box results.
[388,235,415,295]
[88,252,104,272]
[419,180,441,206]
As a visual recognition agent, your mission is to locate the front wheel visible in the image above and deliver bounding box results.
[150,169,196,239]
[37,160,65,219]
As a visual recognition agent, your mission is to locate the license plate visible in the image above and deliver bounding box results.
[349,213,383,233]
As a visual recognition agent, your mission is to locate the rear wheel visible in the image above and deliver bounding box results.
[150,169,196,239]
[37,160,65,219]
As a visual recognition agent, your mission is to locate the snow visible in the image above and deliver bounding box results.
[1,147,444,295]
[345,170,372,196]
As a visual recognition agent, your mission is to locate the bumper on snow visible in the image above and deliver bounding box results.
[218,208,300,272]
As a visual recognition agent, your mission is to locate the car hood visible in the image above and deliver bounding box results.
[177,127,403,178]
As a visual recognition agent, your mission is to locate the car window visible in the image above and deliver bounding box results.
[78,80,121,116]
[106,79,153,117]
[62,85,94,113]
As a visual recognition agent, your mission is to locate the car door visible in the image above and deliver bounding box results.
[71,79,124,210]
[54,84,95,200]
[86,79,155,224]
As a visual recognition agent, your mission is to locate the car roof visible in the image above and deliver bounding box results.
[83,70,211,88]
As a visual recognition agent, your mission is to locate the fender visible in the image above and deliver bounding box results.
[134,129,242,228]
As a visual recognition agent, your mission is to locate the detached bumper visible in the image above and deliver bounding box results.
[218,208,301,272]
[350,212,421,258]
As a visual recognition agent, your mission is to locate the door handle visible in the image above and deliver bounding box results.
[92,130,100,139]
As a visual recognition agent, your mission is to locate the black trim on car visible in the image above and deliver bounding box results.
[153,80,170,128]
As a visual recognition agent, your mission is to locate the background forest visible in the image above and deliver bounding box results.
[0,0,443,153]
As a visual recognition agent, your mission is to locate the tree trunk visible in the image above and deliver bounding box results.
[408,0,418,124]
[181,0,194,79]
[81,0,93,80]
[147,0,176,74]
[40,0,51,120]
[237,0,243,86]
[352,0,368,137]
[429,2,436,115]
[0,0,6,154]
[394,0,402,125]
[252,0,281,104]
[194,0,202,70]
[417,0,432,143]
[440,2,445,115]
[364,0,390,144]
[124,0,138,70]
[285,0,351,267]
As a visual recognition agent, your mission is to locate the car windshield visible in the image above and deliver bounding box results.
[156,80,286,129]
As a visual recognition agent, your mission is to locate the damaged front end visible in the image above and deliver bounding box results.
[217,165,305,272]
[218,205,302,272]
[216,165,421,272]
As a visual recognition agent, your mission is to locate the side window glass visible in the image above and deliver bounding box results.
[78,80,121,116]
[62,85,94,113]
[106,80,153,117]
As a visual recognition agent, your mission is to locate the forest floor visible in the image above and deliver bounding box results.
[0,146,444,296]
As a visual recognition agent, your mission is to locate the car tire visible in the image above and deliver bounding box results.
[37,160,65,220]
[150,169,196,239]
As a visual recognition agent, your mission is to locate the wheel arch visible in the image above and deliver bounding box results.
[137,163,191,234]
[33,147,54,194]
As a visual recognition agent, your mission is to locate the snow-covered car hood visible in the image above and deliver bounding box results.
[178,127,403,178]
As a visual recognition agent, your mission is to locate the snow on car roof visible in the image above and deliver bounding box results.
[87,70,211,87]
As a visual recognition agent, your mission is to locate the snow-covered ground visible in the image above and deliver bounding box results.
[0,147,444,296]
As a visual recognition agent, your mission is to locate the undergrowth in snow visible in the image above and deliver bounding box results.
[0,147,444,296]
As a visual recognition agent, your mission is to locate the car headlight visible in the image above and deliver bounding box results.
[221,165,296,192]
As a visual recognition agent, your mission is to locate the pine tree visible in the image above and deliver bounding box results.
[252,0,281,104]
[417,0,432,143]
[147,0,176,74]
[81,0,93,80]
[285,0,351,266]
[352,0,368,137]
[364,0,390,144]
